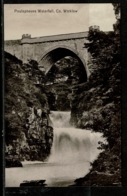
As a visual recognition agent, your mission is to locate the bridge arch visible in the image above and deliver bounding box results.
[38,45,89,80]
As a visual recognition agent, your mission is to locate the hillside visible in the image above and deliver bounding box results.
[5,52,53,165]
[71,5,121,186]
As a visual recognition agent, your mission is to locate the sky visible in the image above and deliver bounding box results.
[4,4,116,40]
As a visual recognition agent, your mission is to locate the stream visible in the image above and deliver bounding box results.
[6,111,104,187]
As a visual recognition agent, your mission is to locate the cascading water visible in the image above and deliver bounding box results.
[46,111,104,186]
[48,111,102,164]
[6,111,104,187]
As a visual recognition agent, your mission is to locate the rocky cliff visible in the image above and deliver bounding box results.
[5,52,53,165]
[44,56,87,111]
[71,21,121,186]
[71,76,121,186]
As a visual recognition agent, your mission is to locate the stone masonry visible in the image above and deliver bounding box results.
[5,32,91,77]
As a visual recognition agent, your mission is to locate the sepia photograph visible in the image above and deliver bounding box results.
[4,3,121,188]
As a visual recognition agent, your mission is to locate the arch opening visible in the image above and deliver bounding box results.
[38,47,88,78]
[38,47,87,111]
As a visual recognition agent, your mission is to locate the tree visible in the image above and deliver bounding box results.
[86,4,120,146]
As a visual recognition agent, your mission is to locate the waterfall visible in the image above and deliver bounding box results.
[6,110,104,187]
[48,111,103,164]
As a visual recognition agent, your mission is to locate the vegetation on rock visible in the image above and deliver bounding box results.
[72,4,121,186]
[44,56,87,111]
[5,52,53,165]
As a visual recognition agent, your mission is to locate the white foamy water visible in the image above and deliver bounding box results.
[6,111,105,187]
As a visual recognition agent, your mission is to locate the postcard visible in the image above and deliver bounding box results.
[3,2,121,195]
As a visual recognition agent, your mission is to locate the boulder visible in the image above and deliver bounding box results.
[6,158,23,168]
[20,180,46,187]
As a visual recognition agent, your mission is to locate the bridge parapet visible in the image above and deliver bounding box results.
[21,32,88,44]
[5,31,91,78]
[22,34,31,39]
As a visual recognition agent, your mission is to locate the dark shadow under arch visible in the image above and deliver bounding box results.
[38,46,88,81]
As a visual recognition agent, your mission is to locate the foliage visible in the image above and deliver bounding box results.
[45,56,87,85]
[84,4,121,146]
[72,4,121,185]
[5,52,53,161]
[23,59,46,84]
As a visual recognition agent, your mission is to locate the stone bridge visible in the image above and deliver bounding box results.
[5,31,90,77]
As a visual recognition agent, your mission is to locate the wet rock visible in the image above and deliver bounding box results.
[6,158,23,168]
[20,180,46,187]
[5,51,53,162]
